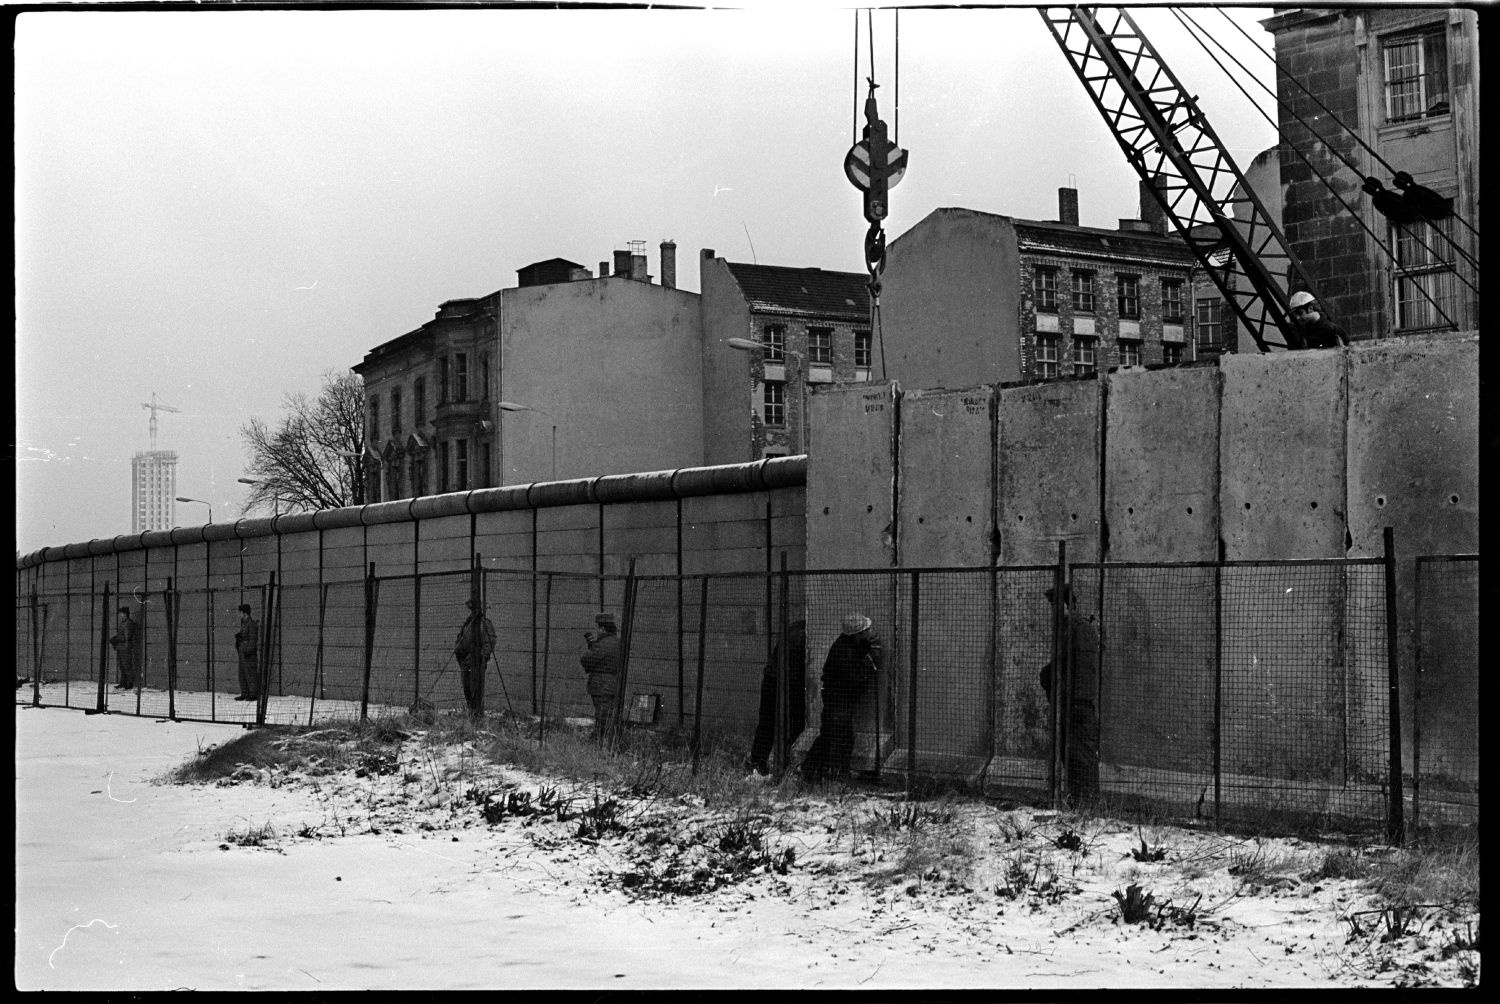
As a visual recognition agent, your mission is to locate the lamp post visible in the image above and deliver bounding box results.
[497,401,558,481]
[175,496,213,524]
[726,337,810,455]
[237,477,281,517]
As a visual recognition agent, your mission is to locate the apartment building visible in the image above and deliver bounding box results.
[130,450,178,533]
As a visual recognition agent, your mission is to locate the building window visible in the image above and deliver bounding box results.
[480,442,492,487]
[413,377,425,424]
[368,469,381,504]
[411,455,426,497]
[1119,339,1142,368]
[1036,334,1060,379]
[1162,279,1184,323]
[1196,299,1223,351]
[438,440,449,492]
[456,438,469,490]
[808,328,833,365]
[369,399,380,443]
[454,352,469,402]
[1383,26,1449,123]
[1163,343,1183,365]
[481,353,490,401]
[1393,218,1459,331]
[386,463,403,501]
[1035,266,1059,312]
[764,324,785,361]
[1073,336,1097,375]
[1117,275,1141,320]
[390,387,401,437]
[438,358,449,404]
[854,330,872,368]
[1071,270,1096,313]
[763,381,786,426]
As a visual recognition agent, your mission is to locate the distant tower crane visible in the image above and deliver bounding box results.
[142,392,181,450]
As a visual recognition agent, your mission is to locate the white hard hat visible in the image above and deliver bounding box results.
[1288,290,1317,310]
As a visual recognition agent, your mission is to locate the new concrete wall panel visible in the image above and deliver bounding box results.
[536,504,600,576]
[1220,351,1347,560]
[681,494,767,575]
[319,526,368,582]
[277,535,321,582]
[996,379,1100,565]
[472,509,535,570]
[603,499,678,576]
[1345,334,1478,794]
[1105,366,1220,561]
[365,520,415,575]
[807,382,897,571]
[417,515,474,574]
[893,388,995,778]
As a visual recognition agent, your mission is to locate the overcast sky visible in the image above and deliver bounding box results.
[14,4,1278,556]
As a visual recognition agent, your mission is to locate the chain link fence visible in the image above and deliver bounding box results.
[16,552,1478,838]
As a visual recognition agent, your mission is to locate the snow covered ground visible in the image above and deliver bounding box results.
[14,703,1477,990]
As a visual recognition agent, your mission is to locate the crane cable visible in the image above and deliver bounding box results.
[852,8,900,382]
[1194,3,1476,274]
[1171,8,1471,327]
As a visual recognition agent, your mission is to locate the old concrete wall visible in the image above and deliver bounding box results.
[996,378,1101,565]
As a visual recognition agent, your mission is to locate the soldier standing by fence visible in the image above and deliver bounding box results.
[455,597,497,718]
[109,606,140,690]
[234,603,260,702]
[746,619,807,777]
[580,612,621,741]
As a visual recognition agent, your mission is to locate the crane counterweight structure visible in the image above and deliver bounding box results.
[1040,6,1315,352]
[142,391,181,451]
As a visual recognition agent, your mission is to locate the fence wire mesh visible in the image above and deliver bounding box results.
[15,554,1477,836]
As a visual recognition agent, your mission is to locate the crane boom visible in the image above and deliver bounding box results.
[142,391,182,451]
[1040,6,1314,352]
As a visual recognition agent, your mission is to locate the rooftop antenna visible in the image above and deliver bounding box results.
[141,391,181,451]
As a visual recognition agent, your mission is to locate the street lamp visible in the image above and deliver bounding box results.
[175,496,213,524]
[726,338,810,455]
[237,477,280,517]
[497,401,558,481]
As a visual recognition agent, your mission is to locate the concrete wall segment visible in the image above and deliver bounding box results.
[312,506,365,531]
[411,492,479,521]
[897,386,996,567]
[996,378,1102,564]
[806,381,899,570]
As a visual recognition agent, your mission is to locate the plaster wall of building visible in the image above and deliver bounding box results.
[698,252,758,467]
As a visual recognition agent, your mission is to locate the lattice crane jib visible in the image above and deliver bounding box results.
[141,391,182,451]
[1040,6,1315,352]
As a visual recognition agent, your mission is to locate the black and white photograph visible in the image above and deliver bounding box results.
[14,1,1480,991]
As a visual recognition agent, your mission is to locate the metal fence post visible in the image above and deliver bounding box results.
[776,551,790,774]
[691,576,709,776]
[1383,527,1404,845]
[309,582,330,727]
[413,563,423,708]
[257,574,276,727]
[1049,540,1069,808]
[611,558,638,749]
[907,570,919,793]
[1411,557,1423,838]
[360,563,377,723]
[94,583,110,714]
[29,587,41,707]
[1213,542,1224,827]
[165,577,177,721]
[538,573,553,747]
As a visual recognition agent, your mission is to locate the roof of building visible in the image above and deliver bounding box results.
[722,261,870,320]
[1014,217,1194,264]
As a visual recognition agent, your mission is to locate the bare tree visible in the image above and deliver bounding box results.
[239,371,366,515]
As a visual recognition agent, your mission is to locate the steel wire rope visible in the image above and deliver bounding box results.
[1184,6,1478,277]
[1211,5,1481,246]
[1169,8,1470,325]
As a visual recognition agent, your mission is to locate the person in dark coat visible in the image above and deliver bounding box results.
[746,620,807,776]
[109,606,140,689]
[1040,584,1100,802]
[455,597,497,717]
[234,603,260,702]
[801,613,882,782]
[1287,290,1349,349]
[579,612,621,740]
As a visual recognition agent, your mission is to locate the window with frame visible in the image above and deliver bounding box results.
[454,353,469,402]
[854,330,872,368]
[410,456,426,497]
[438,358,449,404]
[390,387,402,437]
[1118,339,1142,368]
[369,399,380,442]
[1071,270,1096,313]
[1163,343,1183,365]
[438,441,450,492]
[386,464,403,502]
[1073,336,1097,375]
[763,324,785,361]
[1392,217,1460,331]
[1116,275,1141,319]
[763,380,786,426]
[1383,26,1449,123]
[481,354,490,400]
[808,328,833,365]
[413,377,425,424]
[1161,279,1185,323]
[480,443,491,487]
[1035,334,1060,379]
[368,470,382,504]
[456,438,469,490]
[1034,266,1060,312]
[1195,299,1223,350]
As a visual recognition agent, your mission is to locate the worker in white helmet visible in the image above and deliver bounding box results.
[1286,290,1349,349]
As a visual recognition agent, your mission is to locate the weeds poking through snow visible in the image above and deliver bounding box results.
[1130,829,1167,862]
[224,820,280,850]
[1054,827,1084,852]
[1112,883,1156,924]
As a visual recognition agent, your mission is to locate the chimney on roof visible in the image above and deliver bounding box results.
[1140,175,1169,235]
[1059,187,1079,227]
[599,261,609,279]
[660,241,677,289]
[630,253,648,282]
[613,249,631,277]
